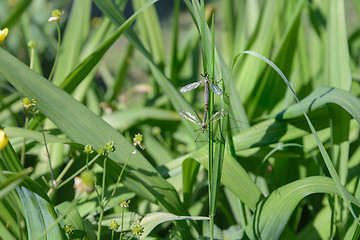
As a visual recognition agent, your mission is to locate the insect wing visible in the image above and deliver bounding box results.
[178,111,201,125]
[208,109,229,123]
[210,83,223,96]
[180,81,202,92]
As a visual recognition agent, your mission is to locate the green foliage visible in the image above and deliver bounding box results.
[0,0,360,239]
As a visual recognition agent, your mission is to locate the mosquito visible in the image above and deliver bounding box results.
[178,109,228,142]
[180,74,223,123]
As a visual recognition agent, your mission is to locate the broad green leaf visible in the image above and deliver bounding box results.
[0,220,16,240]
[0,168,32,201]
[182,158,200,208]
[56,201,85,240]
[324,0,351,90]
[232,51,360,223]
[190,147,262,211]
[102,108,179,131]
[0,44,193,238]
[139,212,209,239]
[245,0,305,119]
[0,0,31,29]
[52,0,91,86]
[16,186,66,240]
[133,0,165,66]
[233,0,279,101]
[245,176,360,239]
[275,86,360,125]
[5,127,69,144]
[60,0,157,92]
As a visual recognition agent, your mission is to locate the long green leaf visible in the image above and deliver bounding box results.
[0,0,31,29]
[0,168,32,201]
[16,186,65,240]
[232,50,360,224]
[245,176,360,239]
[189,147,262,211]
[52,0,91,86]
[140,212,209,239]
[60,0,157,92]
[0,45,193,238]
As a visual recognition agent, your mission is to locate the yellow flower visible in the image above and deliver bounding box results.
[27,40,37,49]
[48,9,64,22]
[133,133,145,150]
[0,130,9,150]
[109,220,119,230]
[131,224,144,236]
[21,97,36,109]
[0,28,9,44]
[63,224,74,234]
[120,199,130,208]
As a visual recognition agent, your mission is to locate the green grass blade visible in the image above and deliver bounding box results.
[0,0,31,29]
[16,186,66,240]
[245,176,360,239]
[0,46,193,238]
[140,212,209,239]
[0,168,32,201]
[60,0,157,93]
[52,0,91,86]
[232,50,360,224]
[132,0,165,67]
[324,0,351,90]
[276,86,360,124]
[0,136,23,172]
[56,201,85,240]
[182,159,200,208]
[5,127,69,144]
[232,0,278,102]
[190,147,262,211]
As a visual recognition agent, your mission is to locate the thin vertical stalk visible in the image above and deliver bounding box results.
[119,207,125,240]
[97,156,107,240]
[28,109,54,188]
[208,13,216,240]
[48,22,61,82]
[20,116,29,166]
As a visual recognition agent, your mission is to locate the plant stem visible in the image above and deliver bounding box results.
[86,152,89,170]
[105,146,135,208]
[48,21,61,82]
[119,207,125,240]
[54,158,74,185]
[48,153,101,196]
[20,116,29,166]
[29,109,55,189]
[29,45,35,70]
[97,156,107,240]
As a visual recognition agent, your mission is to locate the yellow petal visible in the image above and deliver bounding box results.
[0,130,9,150]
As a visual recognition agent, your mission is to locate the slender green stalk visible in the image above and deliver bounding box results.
[97,156,108,240]
[208,13,216,240]
[20,116,29,166]
[86,152,90,170]
[105,146,136,207]
[48,21,61,82]
[48,153,102,196]
[29,45,35,70]
[54,158,74,185]
[27,108,55,188]
[119,207,125,240]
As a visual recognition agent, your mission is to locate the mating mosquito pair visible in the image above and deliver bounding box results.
[178,74,227,142]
